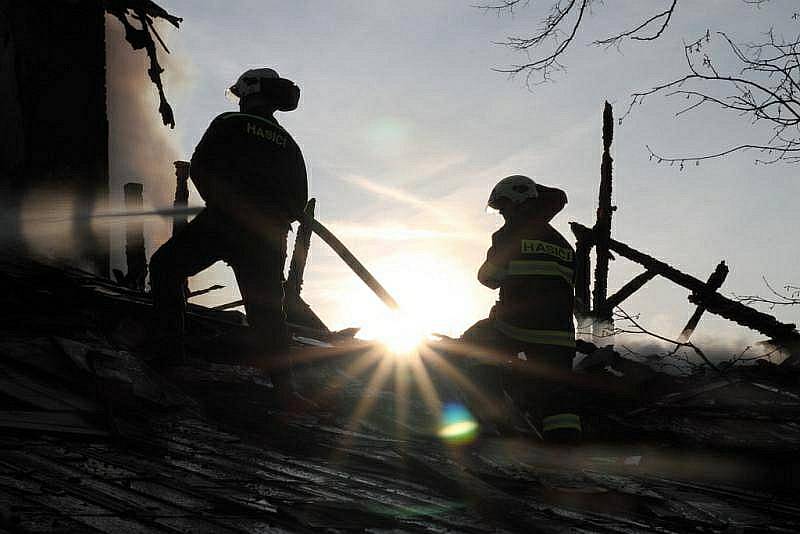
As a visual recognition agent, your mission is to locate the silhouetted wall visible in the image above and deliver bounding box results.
[0,0,108,275]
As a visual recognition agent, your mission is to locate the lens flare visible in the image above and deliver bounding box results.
[437,403,478,445]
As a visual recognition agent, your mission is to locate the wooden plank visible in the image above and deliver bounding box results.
[187,284,224,298]
[677,261,728,343]
[0,376,68,411]
[0,411,107,437]
[0,363,98,412]
[604,270,657,312]
[311,219,399,310]
[213,299,244,311]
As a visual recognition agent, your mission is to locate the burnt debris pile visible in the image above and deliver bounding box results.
[0,249,800,531]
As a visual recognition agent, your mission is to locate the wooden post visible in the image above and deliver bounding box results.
[677,261,728,343]
[572,230,592,315]
[123,182,147,291]
[283,199,330,332]
[592,102,615,338]
[571,223,594,342]
[286,199,316,299]
[172,161,190,237]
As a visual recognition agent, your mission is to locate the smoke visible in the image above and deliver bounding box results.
[105,15,190,270]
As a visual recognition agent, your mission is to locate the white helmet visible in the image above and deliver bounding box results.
[225,68,280,102]
[488,175,539,210]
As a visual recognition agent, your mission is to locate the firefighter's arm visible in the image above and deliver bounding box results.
[477,243,504,289]
[477,260,501,289]
[189,117,233,202]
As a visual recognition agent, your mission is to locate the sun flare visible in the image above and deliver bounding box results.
[369,311,429,356]
[334,252,491,346]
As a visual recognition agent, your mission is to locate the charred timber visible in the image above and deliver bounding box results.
[172,161,190,237]
[122,182,147,291]
[570,222,799,343]
[678,261,729,343]
[603,270,658,313]
[592,102,615,317]
[311,219,400,310]
[285,200,329,332]
[573,232,592,314]
[286,199,316,299]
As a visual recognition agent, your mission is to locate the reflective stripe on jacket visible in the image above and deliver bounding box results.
[542,413,582,433]
[479,220,576,345]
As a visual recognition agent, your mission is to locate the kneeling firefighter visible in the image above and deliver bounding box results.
[462,175,581,443]
[150,68,307,383]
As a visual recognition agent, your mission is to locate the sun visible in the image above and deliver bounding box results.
[369,311,429,356]
[335,252,489,347]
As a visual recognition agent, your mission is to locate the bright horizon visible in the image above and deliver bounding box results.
[103,1,800,353]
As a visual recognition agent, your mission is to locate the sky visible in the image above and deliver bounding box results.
[106,0,800,352]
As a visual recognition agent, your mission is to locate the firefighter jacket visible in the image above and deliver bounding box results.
[189,112,308,222]
[478,220,575,348]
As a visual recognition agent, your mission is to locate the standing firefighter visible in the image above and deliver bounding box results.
[463,175,580,443]
[150,68,307,386]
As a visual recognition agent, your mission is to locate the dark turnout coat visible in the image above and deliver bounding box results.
[190,111,308,223]
[478,187,575,349]
[479,221,576,348]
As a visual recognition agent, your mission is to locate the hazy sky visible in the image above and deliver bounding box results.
[112,1,800,350]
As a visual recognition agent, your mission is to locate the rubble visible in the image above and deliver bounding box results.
[0,253,800,532]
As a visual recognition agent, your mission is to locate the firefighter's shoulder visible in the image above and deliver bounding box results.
[548,226,575,253]
[216,112,293,149]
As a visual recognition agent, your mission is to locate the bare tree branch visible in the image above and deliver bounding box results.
[612,307,725,375]
[483,0,678,85]
[734,277,800,308]
[624,29,800,164]
[594,0,677,46]
[491,0,590,85]
[486,1,800,164]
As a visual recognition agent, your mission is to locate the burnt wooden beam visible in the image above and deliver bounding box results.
[122,182,146,291]
[172,161,191,298]
[172,161,190,237]
[677,261,729,343]
[285,199,330,332]
[311,219,400,310]
[286,199,315,299]
[573,229,592,314]
[213,299,243,311]
[187,284,224,298]
[603,270,658,313]
[592,102,615,318]
[571,222,799,343]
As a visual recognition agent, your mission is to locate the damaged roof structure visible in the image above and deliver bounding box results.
[1,252,800,532]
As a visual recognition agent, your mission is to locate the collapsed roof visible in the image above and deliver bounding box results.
[1,254,799,532]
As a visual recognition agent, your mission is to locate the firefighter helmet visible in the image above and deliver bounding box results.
[488,175,539,210]
[226,68,300,111]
